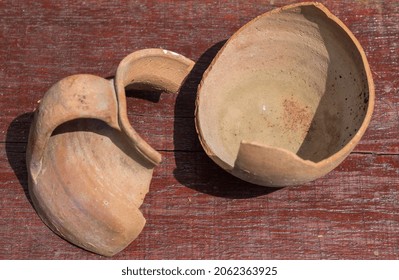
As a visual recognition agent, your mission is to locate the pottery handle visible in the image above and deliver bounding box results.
[114,49,194,165]
[27,75,119,180]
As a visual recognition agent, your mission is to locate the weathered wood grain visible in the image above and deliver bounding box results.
[1,0,398,259]
[1,0,398,152]
[1,143,399,259]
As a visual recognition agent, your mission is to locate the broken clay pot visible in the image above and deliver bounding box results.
[195,2,374,187]
[27,49,194,256]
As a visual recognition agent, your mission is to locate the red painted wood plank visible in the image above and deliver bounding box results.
[1,142,399,259]
[1,0,398,259]
[1,1,398,152]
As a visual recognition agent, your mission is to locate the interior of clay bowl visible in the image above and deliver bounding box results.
[197,5,370,167]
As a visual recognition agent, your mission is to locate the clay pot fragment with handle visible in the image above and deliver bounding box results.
[27,49,194,256]
[195,2,374,187]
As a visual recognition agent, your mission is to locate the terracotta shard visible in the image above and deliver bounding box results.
[195,2,374,187]
[27,49,194,256]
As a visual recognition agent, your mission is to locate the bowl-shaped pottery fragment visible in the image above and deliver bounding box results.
[195,2,374,187]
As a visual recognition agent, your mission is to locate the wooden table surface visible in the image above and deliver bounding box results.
[1,0,398,260]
